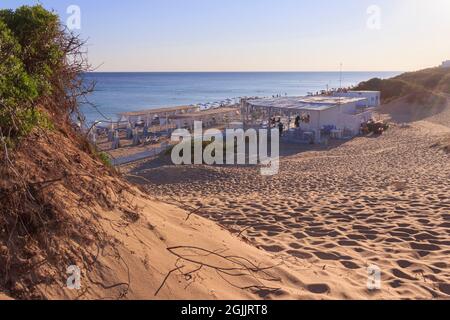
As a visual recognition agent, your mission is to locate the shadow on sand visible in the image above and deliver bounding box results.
[124,138,350,186]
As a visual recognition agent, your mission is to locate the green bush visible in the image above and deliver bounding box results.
[98,151,112,167]
[355,78,415,103]
[0,5,62,141]
[0,5,62,96]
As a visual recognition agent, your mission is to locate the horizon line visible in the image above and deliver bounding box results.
[86,70,404,73]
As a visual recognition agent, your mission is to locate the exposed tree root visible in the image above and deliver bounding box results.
[154,245,282,297]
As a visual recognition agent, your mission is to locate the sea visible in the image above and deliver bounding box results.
[81,72,400,123]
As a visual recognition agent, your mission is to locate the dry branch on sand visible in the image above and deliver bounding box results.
[155,246,282,297]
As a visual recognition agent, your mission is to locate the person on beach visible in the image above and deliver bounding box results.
[295,115,301,128]
[278,121,284,136]
[270,117,276,128]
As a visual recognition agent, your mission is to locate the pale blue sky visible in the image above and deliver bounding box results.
[3,0,450,71]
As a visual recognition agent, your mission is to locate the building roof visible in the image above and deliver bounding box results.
[119,105,198,117]
[169,108,238,119]
[246,96,367,111]
[441,60,450,68]
[346,90,380,94]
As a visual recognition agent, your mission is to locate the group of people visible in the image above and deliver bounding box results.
[295,114,310,126]
[271,93,288,98]
[269,113,312,136]
[270,117,285,136]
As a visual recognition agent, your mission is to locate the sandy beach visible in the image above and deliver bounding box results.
[121,98,450,299]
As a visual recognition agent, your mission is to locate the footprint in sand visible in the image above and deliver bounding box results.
[397,260,413,269]
[410,242,441,251]
[286,250,313,259]
[288,243,302,249]
[389,279,403,289]
[438,283,450,296]
[340,261,360,270]
[338,239,359,247]
[392,268,417,281]
[260,245,285,253]
[306,283,331,294]
[313,251,351,261]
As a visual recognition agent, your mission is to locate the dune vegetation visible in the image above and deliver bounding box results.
[0,5,122,299]
[355,67,450,104]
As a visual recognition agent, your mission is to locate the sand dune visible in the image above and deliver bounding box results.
[379,95,450,126]
[4,98,446,300]
[0,293,12,300]
[34,189,353,300]
[3,119,354,300]
[124,98,450,299]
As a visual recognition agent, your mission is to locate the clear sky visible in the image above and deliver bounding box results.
[2,0,450,72]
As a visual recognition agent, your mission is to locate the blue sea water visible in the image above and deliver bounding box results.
[81,72,400,123]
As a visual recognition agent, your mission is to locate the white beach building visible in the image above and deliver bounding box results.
[441,60,450,68]
[241,91,380,143]
[118,105,200,126]
[169,107,240,130]
[333,90,381,107]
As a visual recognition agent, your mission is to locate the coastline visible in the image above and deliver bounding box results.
[81,71,400,123]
